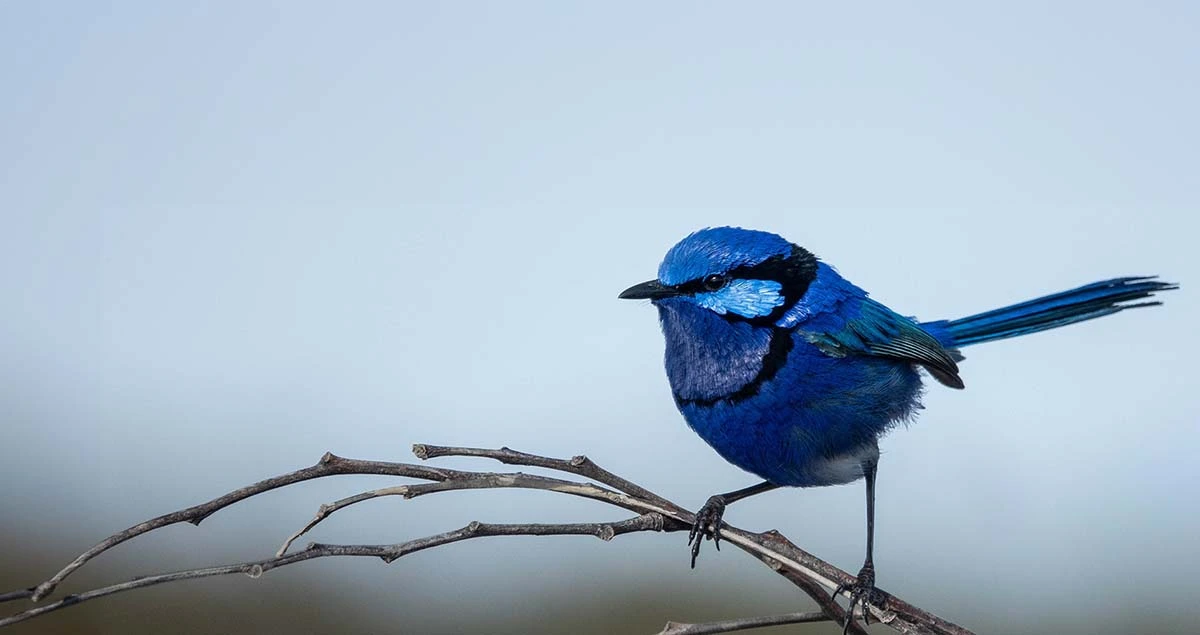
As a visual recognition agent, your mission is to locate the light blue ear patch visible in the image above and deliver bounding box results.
[693,279,785,318]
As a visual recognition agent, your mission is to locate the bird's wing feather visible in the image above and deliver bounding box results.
[802,298,965,389]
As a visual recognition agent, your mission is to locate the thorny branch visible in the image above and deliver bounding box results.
[0,444,974,635]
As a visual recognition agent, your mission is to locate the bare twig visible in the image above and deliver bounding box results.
[413,445,868,631]
[0,516,664,628]
[22,452,468,602]
[2,444,974,635]
[0,592,32,605]
[276,472,683,556]
[414,444,677,510]
[657,610,828,634]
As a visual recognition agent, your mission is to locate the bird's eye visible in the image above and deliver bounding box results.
[703,274,728,291]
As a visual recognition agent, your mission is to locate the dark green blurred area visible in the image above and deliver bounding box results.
[0,528,831,634]
[2,524,1192,635]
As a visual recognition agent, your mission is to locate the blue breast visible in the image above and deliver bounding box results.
[655,266,925,486]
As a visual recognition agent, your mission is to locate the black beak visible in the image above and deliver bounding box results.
[619,279,679,300]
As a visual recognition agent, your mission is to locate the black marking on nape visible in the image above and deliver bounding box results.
[732,244,818,305]
[674,327,795,408]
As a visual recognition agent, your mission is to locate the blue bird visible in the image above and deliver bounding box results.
[619,226,1176,630]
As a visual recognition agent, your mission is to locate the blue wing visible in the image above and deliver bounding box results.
[803,298,965,389]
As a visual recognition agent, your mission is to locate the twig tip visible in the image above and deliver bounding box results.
[411,444,429,460]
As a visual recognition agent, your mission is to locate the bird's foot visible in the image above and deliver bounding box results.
[833,561,886,634]
[687,494,727,568]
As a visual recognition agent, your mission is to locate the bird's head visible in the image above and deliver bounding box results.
[619,227,818,323]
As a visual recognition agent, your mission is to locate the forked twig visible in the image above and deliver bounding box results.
[0,444,974,635]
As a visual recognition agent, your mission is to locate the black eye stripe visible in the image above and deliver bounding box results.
[669,246,819,325]
[673,247,817,296]
[727,247,814,283]
[674,277,719,295]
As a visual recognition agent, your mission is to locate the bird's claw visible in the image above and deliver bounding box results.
[688,494,727,568]
[833,562,886,634]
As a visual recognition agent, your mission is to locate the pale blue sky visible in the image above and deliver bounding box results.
[2,3,1197,633]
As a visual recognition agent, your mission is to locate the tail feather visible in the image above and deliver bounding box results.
[928,276,1178,348]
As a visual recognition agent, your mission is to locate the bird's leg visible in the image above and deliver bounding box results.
[689,480,779,567]
[833,459,887,633]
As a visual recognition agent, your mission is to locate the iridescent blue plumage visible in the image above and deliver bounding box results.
[660,262,925,487]
[620,226,1177,628]
[657,226,793,285]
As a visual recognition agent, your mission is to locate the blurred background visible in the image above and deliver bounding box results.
[2,2,1197,633]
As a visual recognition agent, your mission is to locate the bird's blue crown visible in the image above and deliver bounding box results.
[652,227,817,321]
[657,227,794,286]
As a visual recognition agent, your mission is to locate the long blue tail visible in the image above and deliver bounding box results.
[925,276,1178,348]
